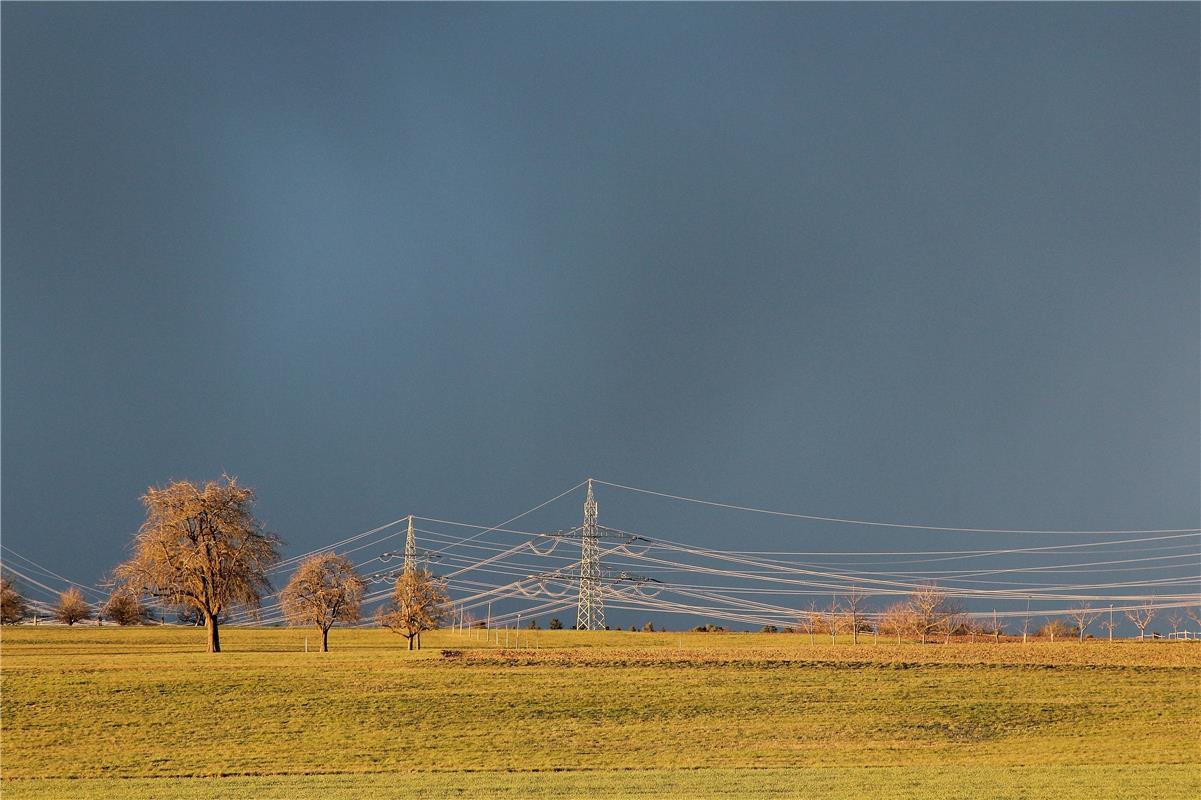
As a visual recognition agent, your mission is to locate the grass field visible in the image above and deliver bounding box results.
[2,627,1199,798]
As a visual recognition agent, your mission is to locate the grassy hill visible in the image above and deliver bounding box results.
[2,627,1198,798]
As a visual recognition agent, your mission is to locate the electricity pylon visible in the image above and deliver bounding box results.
[577,481,603,629]
[533,480,651,630]
[367,516,439,584]
[403,515,417,574]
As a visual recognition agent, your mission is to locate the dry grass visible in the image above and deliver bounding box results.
[2,626,1198,798]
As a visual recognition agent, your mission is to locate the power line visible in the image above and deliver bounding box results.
[592,478,1201,535]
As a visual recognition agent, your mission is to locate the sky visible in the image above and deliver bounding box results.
[3,4,1198,629]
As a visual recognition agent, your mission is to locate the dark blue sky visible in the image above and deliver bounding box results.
[3,4,1198,623]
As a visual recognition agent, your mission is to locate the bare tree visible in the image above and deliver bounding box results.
[843,588,870,645]
[1067,603,1098,642]
[1,577,30,625]
[1187,607,1201,632]
[909,584,956,644]
[1124,602,1156,641]
[1099,616,1118,642]
[824,595,842,644]
[939,599,966,644]
[103,589,150,626]
[1166,612,1184,638]
[880,602,915,643]
[965,617,989,643]
[991,609,1004,643]
[281,553,365,652]
[376,568,449,650]
[1038,618,1072,642]
[115,477,281,653]
[54,587,91,626]
[797,601,820,644]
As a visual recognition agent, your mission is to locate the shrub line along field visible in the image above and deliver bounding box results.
[2,627,1199,799]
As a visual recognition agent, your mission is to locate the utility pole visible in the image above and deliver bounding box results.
[576,480,604,631]
[1023,596,1031,643]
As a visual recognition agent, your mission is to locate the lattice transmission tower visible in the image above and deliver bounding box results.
[530,480,654,630]
[364,516,440,585]
[403,515,417,575]
[576,480,604,630]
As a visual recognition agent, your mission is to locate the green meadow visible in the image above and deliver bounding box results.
[2,627,1198,798]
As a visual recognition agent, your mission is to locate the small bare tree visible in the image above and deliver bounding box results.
[115,477,281,652]
[1124,601,1156,641]
[54,587,91,626]
[281,553,365,652]
[880,602,915,643]
[1166,612,1184,638]
[824,595,842,644]
[1099,616,1118,642]
[1,577,29,625]
[965,617,989,643]
[1038,618,1073,642]
[1067,603,1098,642]
[103,589,149,626]
[376,568,449,650]
[843,588,870,645]
[939,599,966,644]
[797,601,820,644]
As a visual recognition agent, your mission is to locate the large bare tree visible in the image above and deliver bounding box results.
[376,568,449,650]
[54,587,91,626]
[281,553,365,652]
[115,477,280,652]
[1,577,30,625]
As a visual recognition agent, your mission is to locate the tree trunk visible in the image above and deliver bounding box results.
[407,634,415,650]
[321,627,330,652]
[205,613,221,653]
